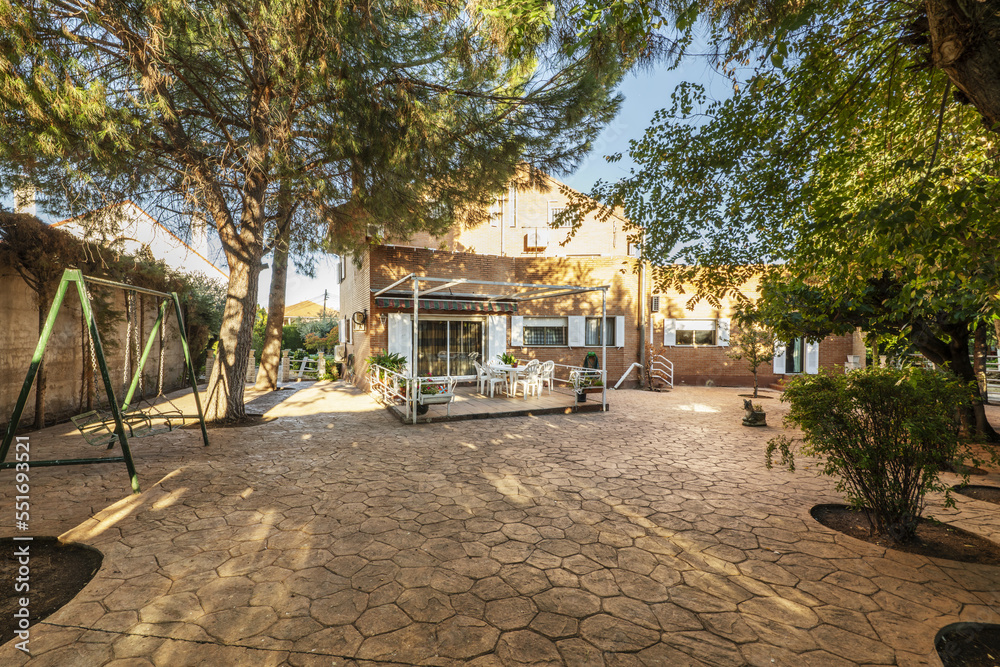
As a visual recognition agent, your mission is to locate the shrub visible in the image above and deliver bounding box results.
[366,351,407,375]
[766,366,973,543]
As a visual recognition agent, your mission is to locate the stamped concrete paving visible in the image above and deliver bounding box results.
[2,383,1000,666]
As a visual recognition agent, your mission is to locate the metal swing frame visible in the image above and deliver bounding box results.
[0,269,210,493]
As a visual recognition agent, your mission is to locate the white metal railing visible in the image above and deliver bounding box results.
[650,354,673,389]
[368,364,410,408]
[551,363,604,391]
[985,355,1000,401]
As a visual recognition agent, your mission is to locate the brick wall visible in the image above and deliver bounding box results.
[1,269,190,431]
[342,246,868,390]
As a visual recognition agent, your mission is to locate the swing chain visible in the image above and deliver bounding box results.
[157,305,166,396]
[133,294,143,396]
[123,292,132,387]
[82,280,103,403]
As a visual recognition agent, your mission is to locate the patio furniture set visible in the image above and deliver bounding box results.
[472,359,555,400]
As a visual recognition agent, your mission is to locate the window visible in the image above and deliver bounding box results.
[548,202,570,227]
[524,318,567,346]
[675,320,715,346]
[585,317,615,346]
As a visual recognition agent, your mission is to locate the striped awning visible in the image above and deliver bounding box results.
[375,297,517,313]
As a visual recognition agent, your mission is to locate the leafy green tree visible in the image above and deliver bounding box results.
[1,0,662,421]
[281,324,304,353]
[726,320,776,398]
[571,0,998,437]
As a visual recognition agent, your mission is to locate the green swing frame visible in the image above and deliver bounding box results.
[0,269,210,493]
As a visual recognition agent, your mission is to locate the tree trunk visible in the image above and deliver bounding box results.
[912,321,999,442]
[926,0,1000,130]
[204,253,263,421]
[752,371,759,398]
[203,184,267,422]
[973,321,988,404]
[255,188,294,391]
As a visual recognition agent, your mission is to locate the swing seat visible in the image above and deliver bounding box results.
[70,410,118,447]
[71,407,169,448]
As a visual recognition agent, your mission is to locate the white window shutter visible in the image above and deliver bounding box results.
[805,340,820,374]
[339,318,347,343]
[568,316,585,348]
[717,318,731,347]
[614,316,625,349]
[510,316,524,346]
[773,341,787,374]
[488,315,507,362]
[663,319,676,346]
[387,313,412,372]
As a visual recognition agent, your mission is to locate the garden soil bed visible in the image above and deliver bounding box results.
[953,485,1000,505]
[936,622,1000,667]
[0,537,103,645]
[811,504,1000,566]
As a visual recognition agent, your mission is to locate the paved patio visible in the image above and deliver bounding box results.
[2,382,999,666]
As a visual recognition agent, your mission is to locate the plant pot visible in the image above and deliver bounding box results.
[576,391,587,402]
[583,386,603,394]
[742,411,766,427]
[416,403,429,415]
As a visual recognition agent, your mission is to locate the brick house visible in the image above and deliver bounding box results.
[338,173,865,389]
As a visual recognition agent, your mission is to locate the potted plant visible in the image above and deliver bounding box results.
[498,352,518,367]
[573,375,604,402]
[416,375,456,414]
[742,399,766,426]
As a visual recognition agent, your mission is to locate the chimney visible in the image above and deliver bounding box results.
[13,184,36,216]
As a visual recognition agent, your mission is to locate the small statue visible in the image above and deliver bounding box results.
[742,399,767,427]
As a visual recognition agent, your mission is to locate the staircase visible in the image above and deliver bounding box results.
[650,354,674,389]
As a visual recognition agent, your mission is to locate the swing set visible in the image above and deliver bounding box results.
[0,268,210,493]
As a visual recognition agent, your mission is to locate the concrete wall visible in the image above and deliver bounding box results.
[400,173,630,259]
[1,268,190,432]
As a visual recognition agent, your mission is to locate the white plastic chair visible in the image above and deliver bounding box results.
[472,360,490,394]
[486,365,508,398]
[514,364,541,400]
[540,360,555,394]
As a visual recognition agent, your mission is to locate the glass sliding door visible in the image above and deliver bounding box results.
[416,319,483,377]
[450,321,483,377]
[417,321,448,376]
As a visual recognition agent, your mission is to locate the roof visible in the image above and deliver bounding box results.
[54,201,229,280]
[284,300,329,319]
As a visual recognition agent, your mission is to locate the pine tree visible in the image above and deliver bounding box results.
[0,0,661,420]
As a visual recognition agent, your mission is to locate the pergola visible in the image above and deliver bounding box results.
[373,274,609,423]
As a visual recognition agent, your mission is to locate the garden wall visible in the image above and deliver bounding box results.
[0,268,189,433]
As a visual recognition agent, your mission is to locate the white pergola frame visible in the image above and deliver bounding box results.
[373,273,609,423]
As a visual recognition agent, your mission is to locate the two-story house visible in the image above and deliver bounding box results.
[338,172,865,390]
